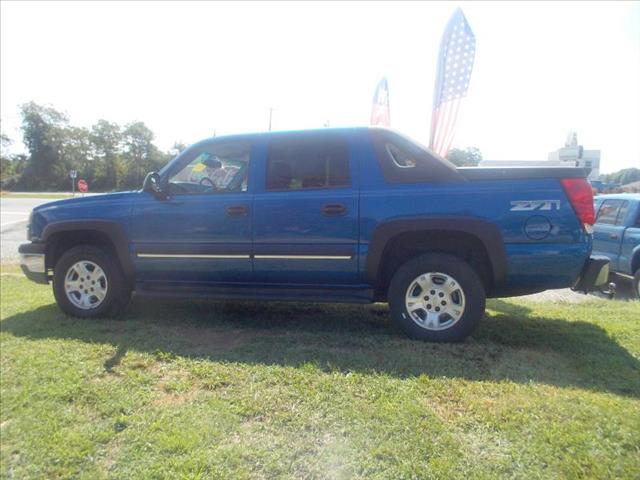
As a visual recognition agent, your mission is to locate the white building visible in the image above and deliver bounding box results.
[547,147,600,181]
[478,132,601,181]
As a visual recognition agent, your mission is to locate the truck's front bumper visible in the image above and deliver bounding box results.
[19,243,49,284]
[572,255,610,293]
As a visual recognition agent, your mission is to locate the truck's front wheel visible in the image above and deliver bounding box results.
[53,245,130,318]
[388,253,486,342]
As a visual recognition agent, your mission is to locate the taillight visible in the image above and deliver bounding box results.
[561,178,595,232]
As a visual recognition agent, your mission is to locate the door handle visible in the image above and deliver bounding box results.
[609,233,618,240]
[226,205,248,216]
[322,204,347,216]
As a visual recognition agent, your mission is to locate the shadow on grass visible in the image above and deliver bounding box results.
[2,297,639,397]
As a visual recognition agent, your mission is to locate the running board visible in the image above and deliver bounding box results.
[136,282,375,304]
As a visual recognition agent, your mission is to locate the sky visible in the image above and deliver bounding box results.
[1,1,639,173]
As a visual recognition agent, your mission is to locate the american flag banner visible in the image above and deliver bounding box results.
[429,8,476,157]
[370,77,390,127]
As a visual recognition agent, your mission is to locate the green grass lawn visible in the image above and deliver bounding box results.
[1,266,639,479]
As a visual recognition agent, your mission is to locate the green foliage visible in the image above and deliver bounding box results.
[600,168,640,186]
[90,120,124,190]
[447,147,482,167]
[1,131,20,185]
[0,155,27,187]
[19,102,70,190]
[121,122,171,188]
[1,268,639,478]
[3,102,181,191]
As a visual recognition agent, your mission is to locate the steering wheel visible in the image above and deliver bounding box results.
[199,177,216,190]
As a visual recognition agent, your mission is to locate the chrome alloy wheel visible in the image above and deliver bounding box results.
[64,261,108,310]
[404,272,466,331]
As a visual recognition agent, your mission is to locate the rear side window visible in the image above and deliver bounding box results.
[370,130,460,184]
[595,200,622,225]
[386,143,417,168]
[266,134,350,191]
[615,201,629,226]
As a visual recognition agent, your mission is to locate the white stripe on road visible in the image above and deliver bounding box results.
[1,219,27,228]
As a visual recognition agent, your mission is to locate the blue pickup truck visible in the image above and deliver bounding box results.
[593,193,640,298]
[19,127,608,341]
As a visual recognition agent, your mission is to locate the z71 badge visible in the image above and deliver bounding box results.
[510,200,561,211]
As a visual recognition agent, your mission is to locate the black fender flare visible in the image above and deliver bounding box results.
[631,245,640,274]
[41,220,134,281]
[366,217,507,288]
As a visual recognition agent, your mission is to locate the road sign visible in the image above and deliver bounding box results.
[77,179,88,193]
[69,170,78,179]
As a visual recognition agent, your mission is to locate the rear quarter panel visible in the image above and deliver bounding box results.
[355,133,590,293]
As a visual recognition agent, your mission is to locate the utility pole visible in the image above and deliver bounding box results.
[268,107,274,131]
[69,170,77,196]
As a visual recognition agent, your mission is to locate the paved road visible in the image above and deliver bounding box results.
[1,197,48,261]
[1,194,99,261]
[520,275,635,302]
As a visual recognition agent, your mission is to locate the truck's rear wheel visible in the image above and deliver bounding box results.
[633,269,640,300]
[53,245,130,318]
[388,253,486,342]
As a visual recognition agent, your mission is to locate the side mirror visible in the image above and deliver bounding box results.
[143,171,166,199]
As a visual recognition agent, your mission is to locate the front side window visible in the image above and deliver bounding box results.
[595,200,622,225]
[168,141,250,194]
[266,135,349,191]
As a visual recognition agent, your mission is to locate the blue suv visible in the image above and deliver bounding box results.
[20,128,608,341]
[593,193,640,298]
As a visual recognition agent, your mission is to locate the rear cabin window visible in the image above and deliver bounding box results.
[370,130,460,183]
[266,135,350,191]
[386,143,417,168]
[595,200,623,225]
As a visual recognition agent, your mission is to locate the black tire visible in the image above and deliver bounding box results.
[53,245,131,318]
[633,269,640,300]
[388,253,486,342]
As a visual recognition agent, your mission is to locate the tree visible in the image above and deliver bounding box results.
[1,131,17,186]
[600,168,640,186]
[447,147,482,167]
[0,131,11,152]
[90,120,123,190]
[1,153,27,189]
[122,122,156,188]
[20,102,69,189]
[59,127,92,189]
[6,101,181,191]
